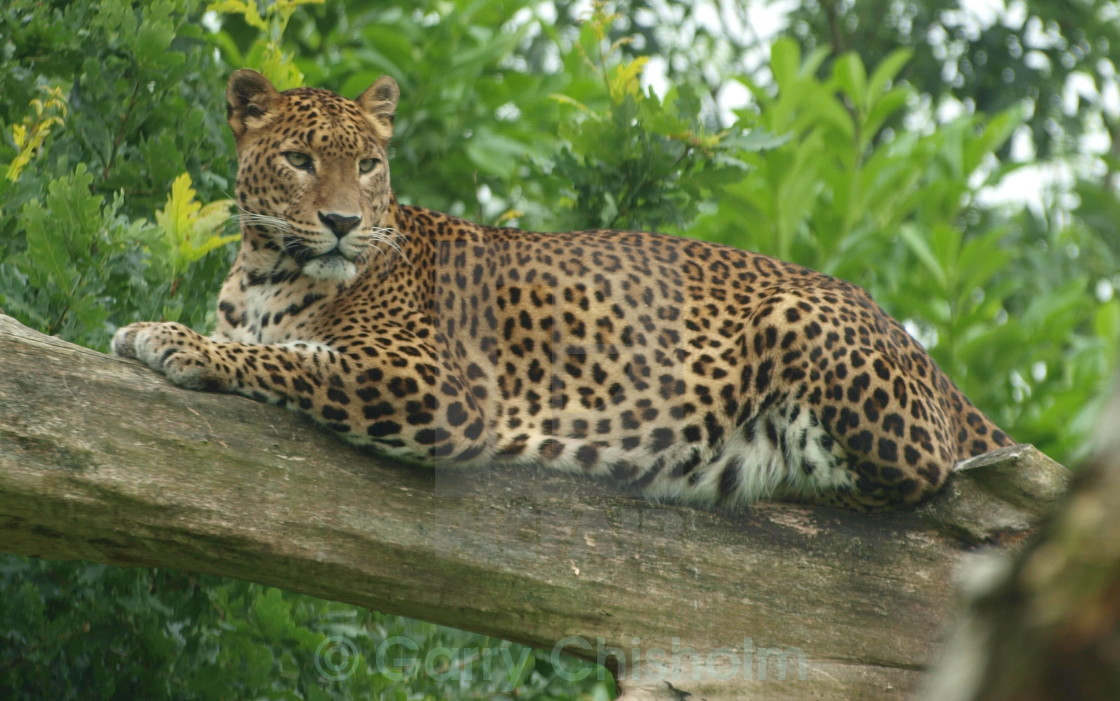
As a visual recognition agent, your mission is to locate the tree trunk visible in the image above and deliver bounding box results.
[0,313,1069,700]
[923,387,1120,701]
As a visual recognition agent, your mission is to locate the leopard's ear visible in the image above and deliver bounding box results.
[356,76,400,146]
[227,69,282,139]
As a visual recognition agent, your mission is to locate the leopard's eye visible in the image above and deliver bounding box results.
[358,157,380,174]
[284,151,313,171]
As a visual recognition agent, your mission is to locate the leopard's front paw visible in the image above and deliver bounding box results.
[111,321,155,359]
[112,322,225,391]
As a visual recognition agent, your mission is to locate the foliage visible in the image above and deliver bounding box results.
[0,0,1116,699]
[5,84,67,184]
[783,0,1120,162]
[1,166,150,347]
[155,173,237,278]
[0,0,235,345]
[538,3,783,232]
[208,0,323,89]
[0,557,607,701]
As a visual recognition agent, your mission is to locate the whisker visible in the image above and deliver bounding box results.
[280,233,314,263]
[231,206,292,233]
[366,226,411,267]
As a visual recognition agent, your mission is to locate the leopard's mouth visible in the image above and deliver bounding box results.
[301,248,359,281]
[288,238,356,266]
[280,228,366,281]
[313,247,352,262]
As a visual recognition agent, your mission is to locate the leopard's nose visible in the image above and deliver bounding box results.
[318,211,362,238]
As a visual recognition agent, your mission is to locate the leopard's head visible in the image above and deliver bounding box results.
[226,69,400,282]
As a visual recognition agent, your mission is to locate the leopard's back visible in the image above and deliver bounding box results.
[376,207,1011,508]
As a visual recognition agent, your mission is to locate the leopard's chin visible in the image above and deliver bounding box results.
[303,252,358,281]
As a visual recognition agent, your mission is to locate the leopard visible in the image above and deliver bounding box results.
[112,68,1014,510]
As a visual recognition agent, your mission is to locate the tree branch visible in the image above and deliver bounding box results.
[0,313,1068,700]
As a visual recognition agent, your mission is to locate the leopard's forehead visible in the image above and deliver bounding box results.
[267,87,377,151]
[281,86,358,113]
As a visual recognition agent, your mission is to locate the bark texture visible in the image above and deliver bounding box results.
[0,313,1069,699]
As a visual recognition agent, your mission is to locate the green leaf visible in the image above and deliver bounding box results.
[864,86,911,141]
[807,91,856,143]
[136,8,176,61]
[958,227,1012,295]
[899,224,948,289]
[867,48,913,101]
[464,127,537,179]
[833,52,868,111]
[965,106,1026,173]
[207,0,267,31]
[1095,299,1120,347]
[770,37,801,92]
[723,129,791,152]
[19,165,102,289]
[155,172,236,274]
[801,45,833,80]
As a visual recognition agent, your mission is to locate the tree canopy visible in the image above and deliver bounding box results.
[0,1,1116,698]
